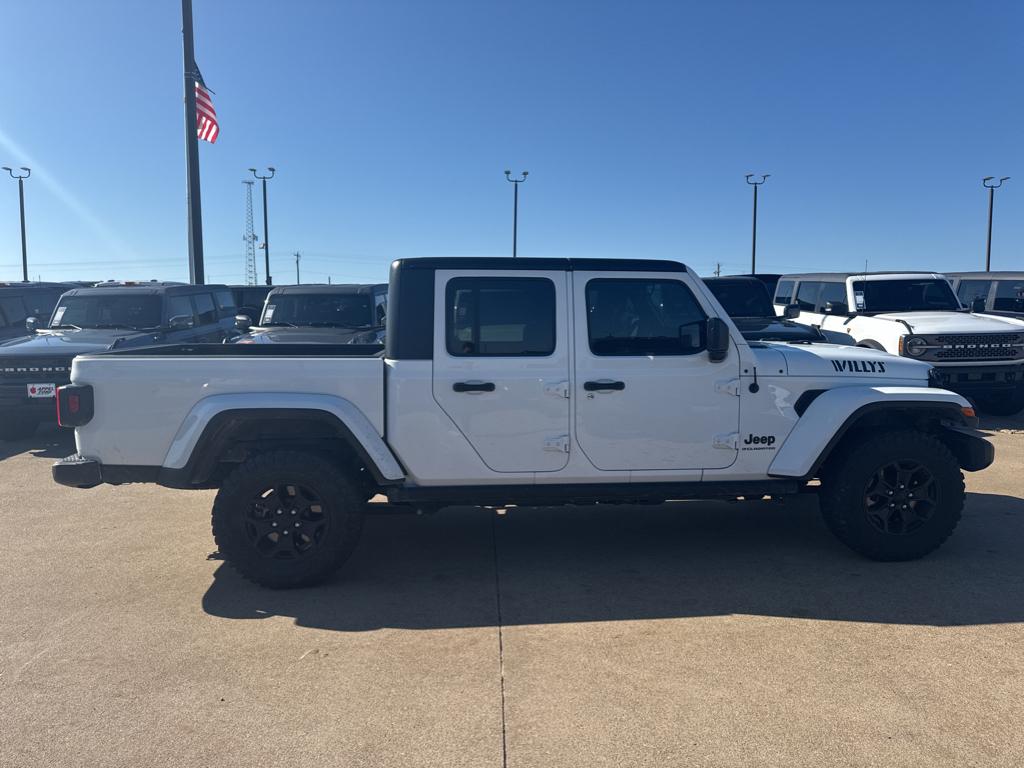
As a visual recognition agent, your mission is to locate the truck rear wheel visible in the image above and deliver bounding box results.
[819,430,964,561]
[212,450,365,588]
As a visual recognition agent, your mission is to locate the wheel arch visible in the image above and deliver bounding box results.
[159,395,405,488]
[769,387,982,480]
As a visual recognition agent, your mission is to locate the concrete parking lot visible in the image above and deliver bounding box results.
[2,419,1023,768]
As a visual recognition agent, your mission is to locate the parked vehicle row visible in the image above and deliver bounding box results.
[52,257,993,589]
[769,272,1024,415]
[0,282,240,439]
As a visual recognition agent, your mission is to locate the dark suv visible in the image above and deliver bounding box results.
[232,283,387,345]
[0,282,79,343]
[0,282,238,440]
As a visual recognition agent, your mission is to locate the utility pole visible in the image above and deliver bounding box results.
[249,167,275,284]
[294,251,301,284]
[714,262,722,277]
[2,167,30,281]
[982,176,1010,271]
[242,181,257,286]
[181,0,205,284]
[504,170,528,257]
[745,173,770,273]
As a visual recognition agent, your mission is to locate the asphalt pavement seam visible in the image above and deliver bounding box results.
[491,511,509,768]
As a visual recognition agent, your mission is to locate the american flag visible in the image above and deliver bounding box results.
[194,65,219,144]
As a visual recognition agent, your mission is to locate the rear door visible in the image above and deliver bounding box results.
[572,271,740,471]
[190,292,226,341]
[431,269,570,473]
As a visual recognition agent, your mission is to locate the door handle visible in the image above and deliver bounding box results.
[453,381,496,393]
[583,380,625,392]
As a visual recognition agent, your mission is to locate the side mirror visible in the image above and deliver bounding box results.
[25,316,39,333]
[707,317,730,362]
[168,314,194,330]
[234,314,252,332]
[970,297,986,313]
[783,303,800,319]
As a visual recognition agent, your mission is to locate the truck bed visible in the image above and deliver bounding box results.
[71,344,386,468]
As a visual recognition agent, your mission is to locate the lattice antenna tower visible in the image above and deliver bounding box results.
[242,180,258,286]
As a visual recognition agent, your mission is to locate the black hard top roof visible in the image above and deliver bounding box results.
[267,283,387,296]
[392,257,687,273]
[60,282,230,297]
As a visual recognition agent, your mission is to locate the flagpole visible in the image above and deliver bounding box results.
[181,0,205,284]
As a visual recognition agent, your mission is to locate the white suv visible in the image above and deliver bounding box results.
[774,272,1024,415]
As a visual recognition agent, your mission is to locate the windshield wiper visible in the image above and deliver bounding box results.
[50,323,83,331]
[90,324,138,330]
[263,321,297,327]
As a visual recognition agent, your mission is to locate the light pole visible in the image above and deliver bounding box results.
[2,167,30,281]
[504,170,528,257]
[249,167,275,284]
[745,174,769,273]
[294,251,301,284]
[982,176,1010,271]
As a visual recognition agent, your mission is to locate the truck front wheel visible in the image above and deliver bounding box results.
[819,430,965,561]
[212,450,365,588]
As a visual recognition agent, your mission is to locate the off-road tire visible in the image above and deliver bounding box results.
[974,388,1024,417]
[212,450,365,588]
[0,416,40,441]
[819,429,964,561]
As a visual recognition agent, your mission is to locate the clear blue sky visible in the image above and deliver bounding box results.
[1,0,1020,285]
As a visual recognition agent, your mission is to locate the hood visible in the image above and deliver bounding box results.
[731,316,823,342]
[873,311,1022,333]
[773,342,931,382]
[0,328,152,356]
[236,326,374,344]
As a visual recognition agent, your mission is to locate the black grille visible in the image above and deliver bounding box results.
[0,358,73,381]
[930,333,1023,361]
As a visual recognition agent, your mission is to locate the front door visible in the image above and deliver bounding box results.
[572,271,740,471]
[431,269,571,473]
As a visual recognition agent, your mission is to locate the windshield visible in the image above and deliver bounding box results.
[705,280,774,317]
[261,293,375,327]
[851,279,960,312]
[49,295,162,330]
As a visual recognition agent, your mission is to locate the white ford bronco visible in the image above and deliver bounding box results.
[53,258,993,588]
[774,272,1024,415]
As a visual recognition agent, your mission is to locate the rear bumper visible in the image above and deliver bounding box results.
[52,454,102,488]
[52,455,160,489]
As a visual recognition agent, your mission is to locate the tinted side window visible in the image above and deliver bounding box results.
[193,293,218,325]
[446,277,555,357]
[586,278,707,356]
[774,280,794,305]
[994,280,1024,312]
[956,279,991,306]
[214,289,237,317]
[166,295,195,323]
[0,296,26,324]
[795,282,822,311]
[818,282,848,313]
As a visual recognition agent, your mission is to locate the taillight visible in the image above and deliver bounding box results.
[57,384,94,427]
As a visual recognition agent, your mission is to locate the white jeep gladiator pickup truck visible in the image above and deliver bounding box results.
[774,272,1024,415]
[53,258,993,588]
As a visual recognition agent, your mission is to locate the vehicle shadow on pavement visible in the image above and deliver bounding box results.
[202,490,1024,631]
[0,426,75,462]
